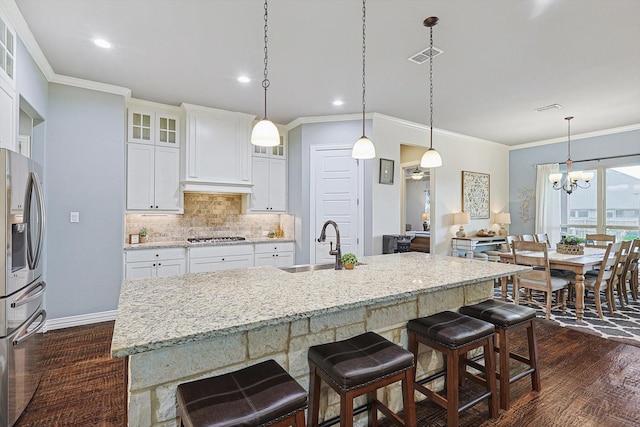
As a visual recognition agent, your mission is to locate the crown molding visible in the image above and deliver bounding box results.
[50,74,131,97]
[510,123,640,151]
[2,0,130,97]
[285,113,364,130]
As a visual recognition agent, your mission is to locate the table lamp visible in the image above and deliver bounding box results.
[453,212,471,237]
[421,212,430,231]
[495,212,511,236]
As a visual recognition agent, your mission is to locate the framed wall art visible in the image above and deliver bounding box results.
[379,158,394,185]
[461,171,490,219]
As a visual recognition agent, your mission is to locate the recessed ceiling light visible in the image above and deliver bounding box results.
[534,103,562,112]
[237,76,251,83]
[332,100,344,106]
[93,38,112,49]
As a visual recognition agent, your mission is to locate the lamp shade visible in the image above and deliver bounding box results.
[352,136,376,159]
[420,148,442,168]
[495,212,511,225]
[421,212,429,221]
[453,212,470,225]
[251,119,280,147]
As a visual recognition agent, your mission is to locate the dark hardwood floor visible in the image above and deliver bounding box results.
[14,319,640,426]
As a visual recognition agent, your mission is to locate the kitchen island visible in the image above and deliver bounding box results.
[111,252,530,427]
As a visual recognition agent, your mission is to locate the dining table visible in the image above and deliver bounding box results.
[499,246,608,322]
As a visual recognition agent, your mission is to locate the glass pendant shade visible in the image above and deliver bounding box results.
[352,136,376,159]
[251,119,280,147]
[420,148,442,168]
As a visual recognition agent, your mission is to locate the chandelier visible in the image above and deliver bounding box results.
[410,166,424,180]
[548,116,593,195]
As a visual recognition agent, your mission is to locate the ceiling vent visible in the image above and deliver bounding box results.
[408,46,443,64]
[534,103,562,112]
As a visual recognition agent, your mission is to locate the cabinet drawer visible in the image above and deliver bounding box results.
[189,244,254,259]
[125,247,186,263]
[254,242,294,254]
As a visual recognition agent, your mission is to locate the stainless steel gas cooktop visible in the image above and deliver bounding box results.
[187,236,246,244]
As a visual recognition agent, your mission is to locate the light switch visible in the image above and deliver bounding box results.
[70,212,80,223]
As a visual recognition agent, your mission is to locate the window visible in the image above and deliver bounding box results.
[561,163,640,241]
[0,17,14,80]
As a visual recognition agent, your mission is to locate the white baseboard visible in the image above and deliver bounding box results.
[44,310,117,331]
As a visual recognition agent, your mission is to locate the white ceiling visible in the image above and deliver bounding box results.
[14,0,640,146]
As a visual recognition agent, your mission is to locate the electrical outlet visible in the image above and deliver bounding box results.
[70,212,80,223]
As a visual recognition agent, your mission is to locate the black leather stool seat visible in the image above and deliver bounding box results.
[407,310,495,348]
[176,359,307,427]
[307,331,414,390]
[459,299,536,327]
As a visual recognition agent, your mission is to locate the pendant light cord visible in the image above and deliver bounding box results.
[429,23,434,149]
[361,0,367,137]
[566,116,572,160]
[262,0,270,119]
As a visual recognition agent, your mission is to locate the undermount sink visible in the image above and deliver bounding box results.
[279,263,336,273]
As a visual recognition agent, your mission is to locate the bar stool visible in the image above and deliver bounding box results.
[407,311,498,427]
[176,359,307,427]
[459,299,540,410]
[307,331,416,427]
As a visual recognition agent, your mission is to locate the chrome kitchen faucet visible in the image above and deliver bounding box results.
[317,220,343,270]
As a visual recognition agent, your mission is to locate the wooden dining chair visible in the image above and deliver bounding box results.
[621,239,640,302]
[583,241,629,318]
[534,233,551,248]
[511,241,570,320]
[520,234,536,242]
[505,235,520,251]
[585,233,616,248]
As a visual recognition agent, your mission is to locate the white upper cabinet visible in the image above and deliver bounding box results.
[0,15,16,151]
[246,130,287,212]
[181,103,255,194]
[126,100,182,213]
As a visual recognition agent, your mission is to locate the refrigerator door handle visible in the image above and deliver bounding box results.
[12,309,46,347]
[11,281,47,308]
[25,171,46,271]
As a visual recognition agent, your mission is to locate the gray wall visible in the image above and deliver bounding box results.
[288,119,373,264]
[45,84,125,318]
[508,129,640,235]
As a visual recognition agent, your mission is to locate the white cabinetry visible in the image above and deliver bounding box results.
[126,101,182,213]
[125,248,186,279]
[0,80,15,151]
[254,242,294,267]
[246,133,287,212]
[189,245,254,273]
[0,15,16,152]
[181,103,255,194]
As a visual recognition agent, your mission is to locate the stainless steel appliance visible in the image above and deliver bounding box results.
[382,235,412,254]
[0,149,46,427]
[187,236,246,244]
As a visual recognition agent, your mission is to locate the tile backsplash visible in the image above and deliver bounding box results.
[125,193,294,243]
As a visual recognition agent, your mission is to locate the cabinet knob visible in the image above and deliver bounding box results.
[158,263,161,266]
[155,206,159,209]
[150,205,153,208]
[153,263,156,267]
[222,258,225,261]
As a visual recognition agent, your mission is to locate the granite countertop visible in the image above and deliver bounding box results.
[111,252,530,358]
[123,238,295,251]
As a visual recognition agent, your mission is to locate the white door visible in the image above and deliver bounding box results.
[311,147,362,264]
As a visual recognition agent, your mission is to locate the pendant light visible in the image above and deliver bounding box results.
[420,16,443,168]
[351,0,376,159]
[549,116,593,194]
[251,0,280,147]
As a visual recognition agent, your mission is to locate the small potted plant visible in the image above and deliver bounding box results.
[139,228,148,244]
[341,253,358,270]
[557,235,584,255]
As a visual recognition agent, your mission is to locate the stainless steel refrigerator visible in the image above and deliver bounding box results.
[0,149,46,426]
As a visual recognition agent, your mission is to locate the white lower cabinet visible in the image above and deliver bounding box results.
[189,245,254,273]
[125,248,186,279]
[253,242,295,267]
